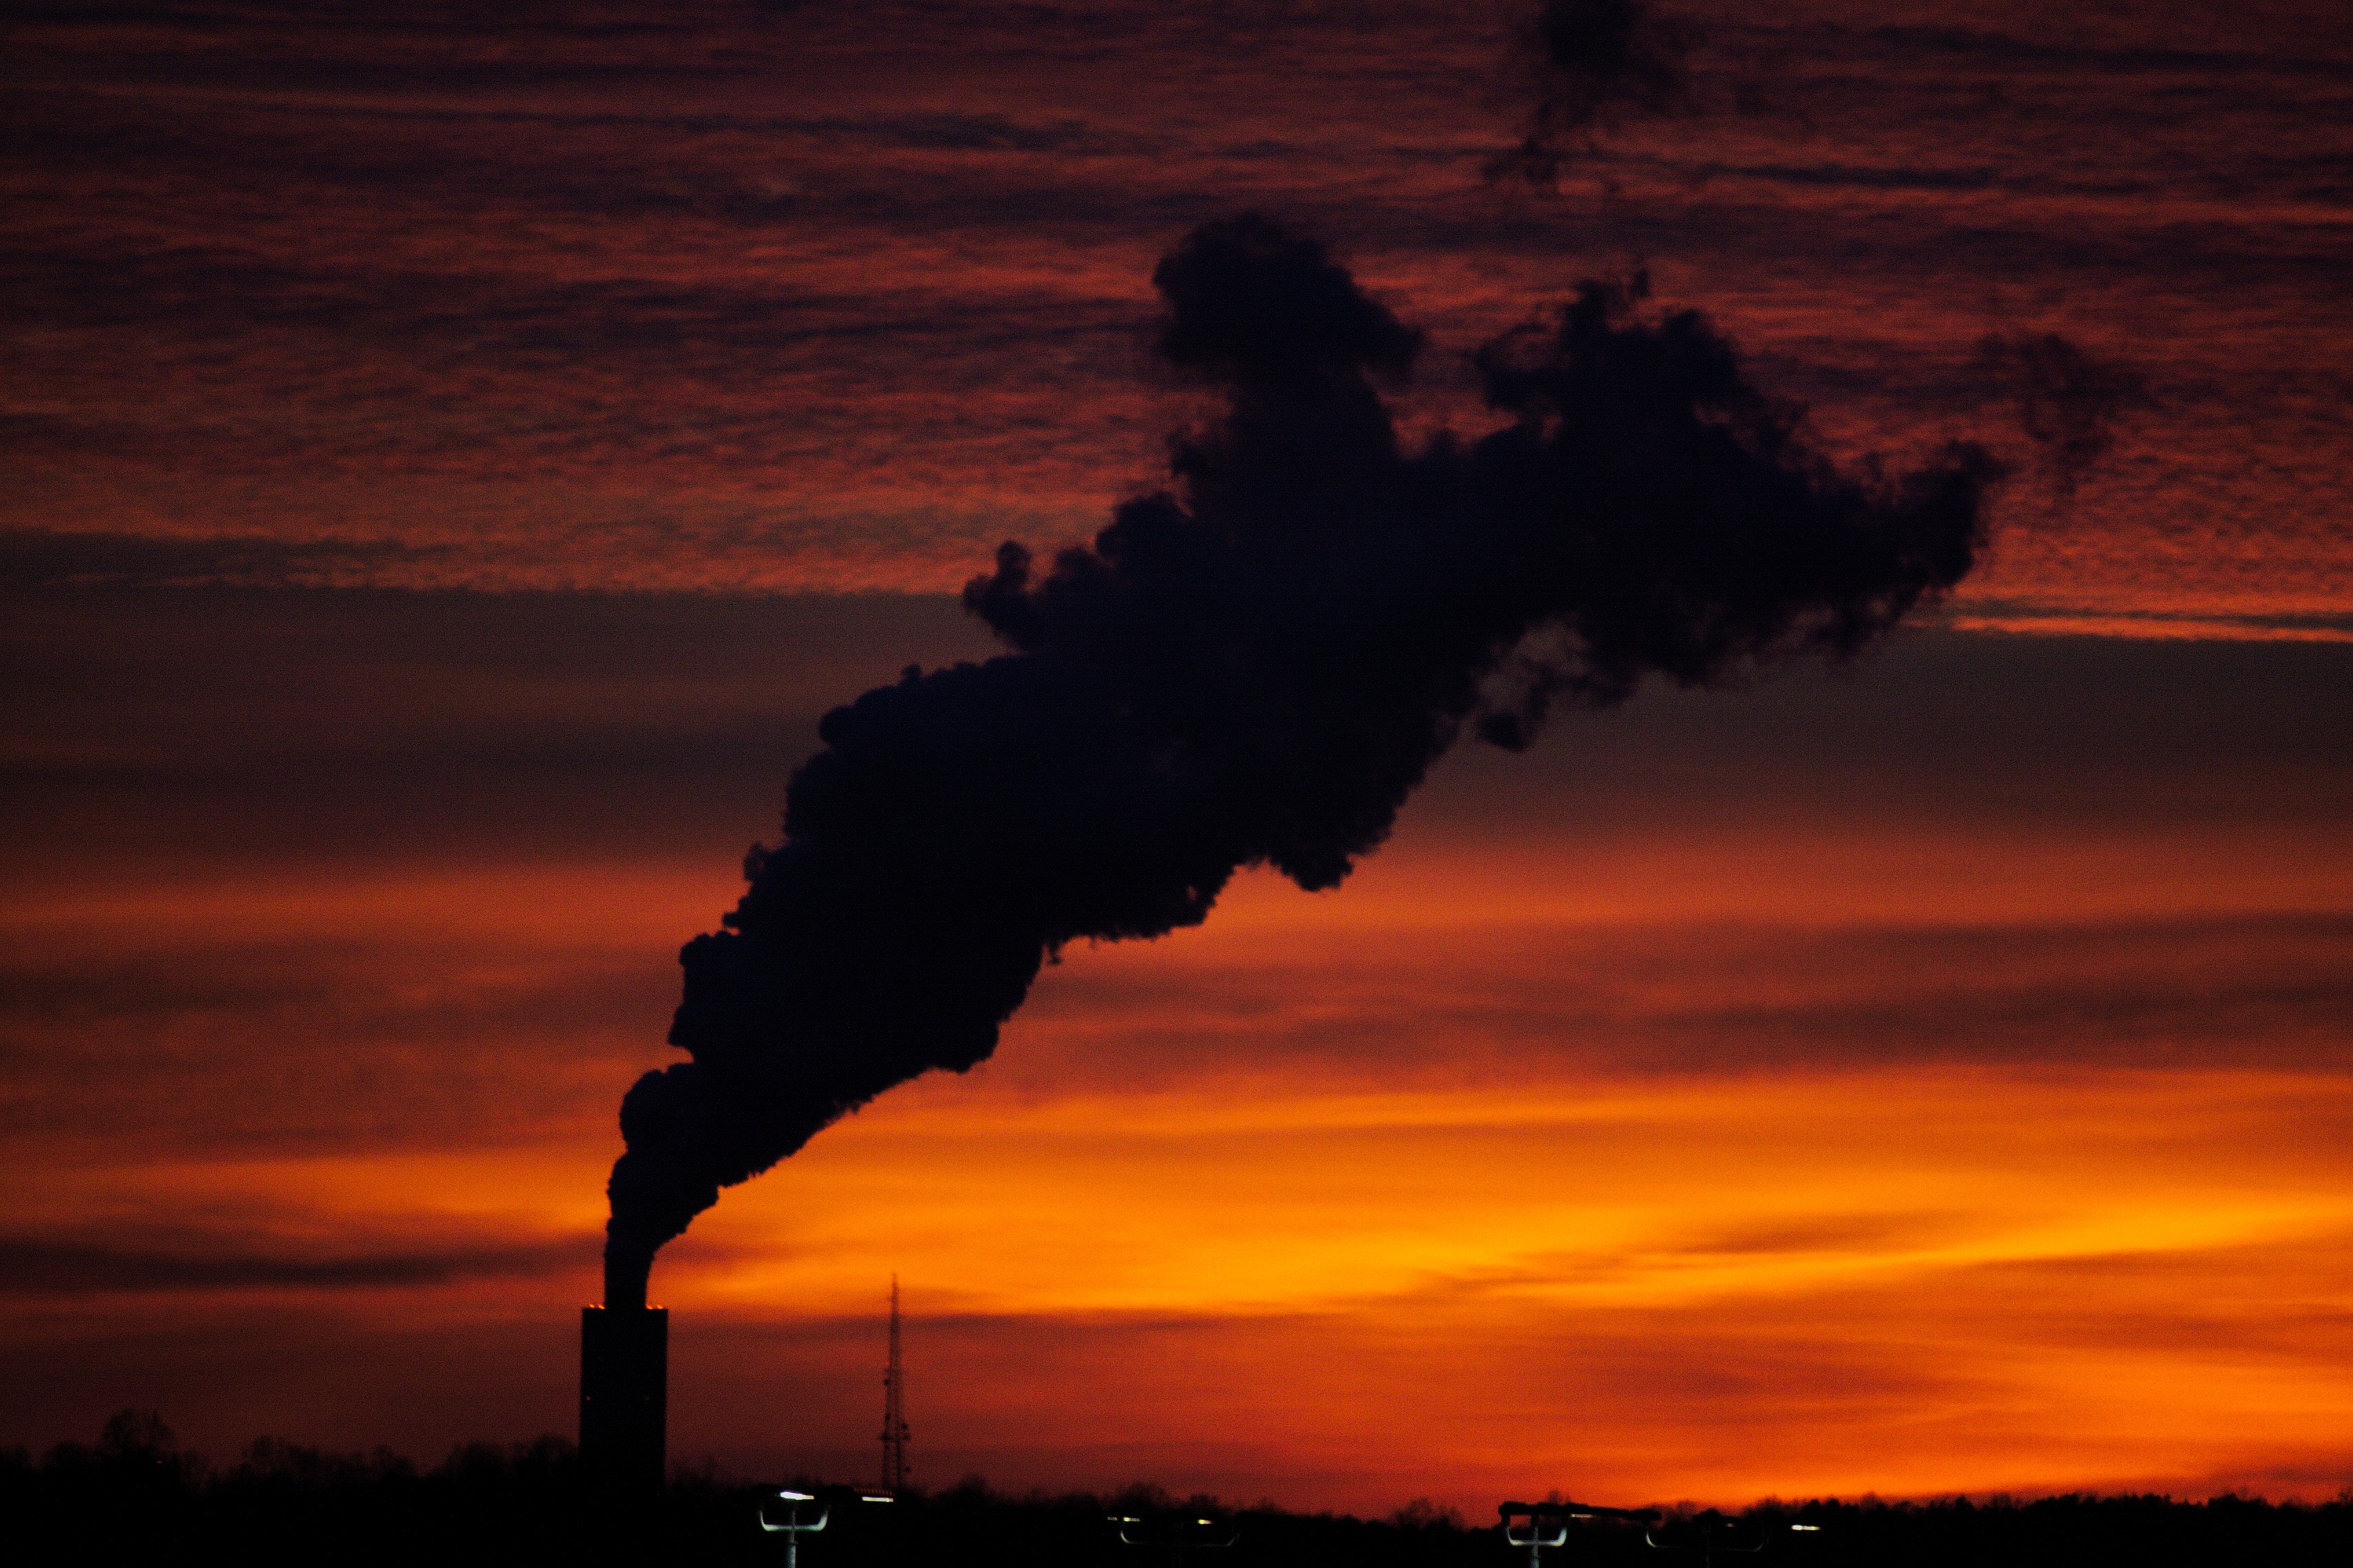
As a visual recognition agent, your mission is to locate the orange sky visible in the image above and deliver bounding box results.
[4,0,2350,1515]
[6,630,2349,1507]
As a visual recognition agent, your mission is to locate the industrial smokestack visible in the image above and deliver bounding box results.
[580,1303,667,1492]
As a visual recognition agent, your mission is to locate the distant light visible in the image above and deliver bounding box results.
[1791,1524,1822,1532]
[780,1490,816,1501]
[1197,1519,1215,1526]
[860,1494,894,1503]
[1113,1516,1142,1524]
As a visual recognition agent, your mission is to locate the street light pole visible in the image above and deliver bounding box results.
[1499,1500,1663,1568]
[760,1490,830,1568]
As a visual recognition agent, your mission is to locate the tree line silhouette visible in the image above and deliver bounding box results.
[8,1412,2345,1568]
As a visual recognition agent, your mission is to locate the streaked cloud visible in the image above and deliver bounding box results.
[0,1233,588,1296]
[6,2,2345,625]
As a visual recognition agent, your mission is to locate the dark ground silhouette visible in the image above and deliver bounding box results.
[8,1412,2346,1568]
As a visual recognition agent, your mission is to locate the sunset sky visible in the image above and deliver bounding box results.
[4,0,2350,1514]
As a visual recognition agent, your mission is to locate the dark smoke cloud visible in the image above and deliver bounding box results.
[1487,0,1693,187]
[601,214,1997,1305]
[1974,331,2152,498]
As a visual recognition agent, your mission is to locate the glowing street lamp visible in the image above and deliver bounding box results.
[1109,1508,1241,1568]
[1499,1501,1662,1568]
[760,1490,829,1568]
[1498,1497,1823,1568]
[1501,1505,1567,1568]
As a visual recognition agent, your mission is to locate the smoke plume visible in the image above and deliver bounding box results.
[601,214,1998,1306]
[1488,0,1693,187]
[1974,331,2151,499]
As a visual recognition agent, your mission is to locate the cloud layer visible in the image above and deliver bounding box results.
[6,1,2347,627]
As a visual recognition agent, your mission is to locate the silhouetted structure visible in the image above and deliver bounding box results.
[579,1304,666,1492]
[880,1277,909,1494]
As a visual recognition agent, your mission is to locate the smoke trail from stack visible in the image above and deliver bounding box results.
[599,215,1999,1307]
[1974,331,2153,500]
[1488,0,1694,186]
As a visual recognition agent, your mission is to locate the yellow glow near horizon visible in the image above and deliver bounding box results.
[3,835,2347,1505]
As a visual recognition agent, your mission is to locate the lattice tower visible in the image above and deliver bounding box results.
[880,1275,910,1494]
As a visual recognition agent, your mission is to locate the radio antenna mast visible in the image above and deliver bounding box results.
[880,1276,909,1495]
